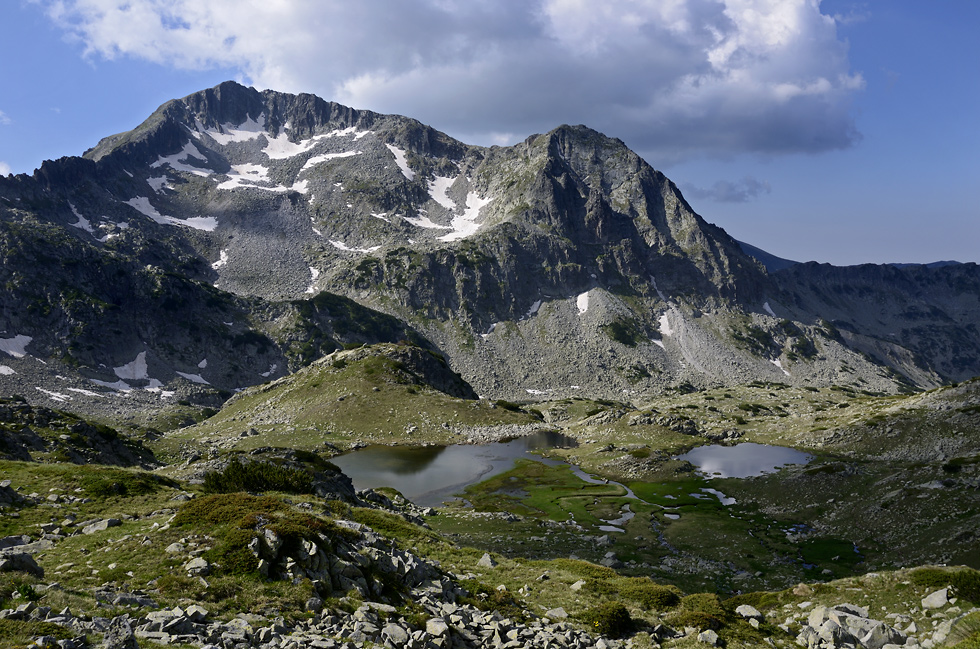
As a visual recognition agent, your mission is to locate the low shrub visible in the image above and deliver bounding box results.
[618,578,681,610]
[668,592,727,631]
[911,568,980,604]
[580,602,633,637]
[458,580,526,620]
[77,467,176,498]
[203,458,314,494]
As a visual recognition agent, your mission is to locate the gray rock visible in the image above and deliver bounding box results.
[698,629,721,645]
[545,607,568,619]
[426,617,450,637]
[183,557,210,575]
[735,604,763,620]
[0,552,43,578]
[382,622,410,645]
[101,617,139,649]
[477,552,497,568]
[921,588,949,609]
[82,519,121,535]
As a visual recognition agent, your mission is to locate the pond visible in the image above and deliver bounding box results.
[676,442,813,478]
[332,430,585,507]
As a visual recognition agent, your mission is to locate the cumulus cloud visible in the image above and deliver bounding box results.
[0,110,11,126]
[36,0,864,163]
[681,176,772,203]
[0,162,12,176]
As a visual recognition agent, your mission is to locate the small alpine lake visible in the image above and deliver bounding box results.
[675,442,814,478]
[332,430,586,507]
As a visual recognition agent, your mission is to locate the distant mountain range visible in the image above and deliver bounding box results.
[1,81,977,423]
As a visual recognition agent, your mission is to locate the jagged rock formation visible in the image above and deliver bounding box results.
[1,80,978,421]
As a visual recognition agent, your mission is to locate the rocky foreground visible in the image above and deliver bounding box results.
[3,480,978,649]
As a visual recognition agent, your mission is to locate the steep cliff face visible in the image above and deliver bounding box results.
[0,81,976,420]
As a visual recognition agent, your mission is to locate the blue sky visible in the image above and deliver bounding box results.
[0,0,976,265]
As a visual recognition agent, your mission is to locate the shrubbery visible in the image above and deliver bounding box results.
[580,602,633,637]
[667,592,728,631]
[618,578,681,610]
[911,567,980,604]
[203,458,313,494]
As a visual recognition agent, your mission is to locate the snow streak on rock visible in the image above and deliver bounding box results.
[385,144,415,180]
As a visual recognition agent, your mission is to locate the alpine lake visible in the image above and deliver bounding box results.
[331,434,845,593]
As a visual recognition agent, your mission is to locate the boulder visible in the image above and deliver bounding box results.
[735,604,763,621]
[0,552,43,578]
[183,557,210,575]
[921,588,949,609]
[698,629,721,645]
[82,519,121,535]
[101,617,139,649]
[477,553,497,568]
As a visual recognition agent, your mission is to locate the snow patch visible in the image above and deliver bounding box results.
[36,387,70,402]
[212,250,229,269]
[262,125,368,161]
[385,144,415,180]
[329,240,381,254]
[0,335,32,358]
[370,212,390,222]
[151,141,211,177]
[217,163,273,190]
[0,365,14,375]
[124,197,218,231]
[301,150,361,171]
[90,379,132,392]
[114,352,148,381]
[652,339,666,350]
[770,358,791,377]
[649,275,668,302]
[428,176,456,210]
[576,291,590,314]
[438,191,493,242]
[305,267,321,294]
[260,363,278,378]
[763,301,777,317]
[69,203,94,234]
[67,388,105,398]
[525,300,542,319]
[403,213,451,230]
[147,175,170,193]
[198,359,208,369]
[659,313,674,337]
[176,371,210,385]
[205,114,267,145]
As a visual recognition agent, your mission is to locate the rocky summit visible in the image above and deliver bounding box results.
[0,82,979,649]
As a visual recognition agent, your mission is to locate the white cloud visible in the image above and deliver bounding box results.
[0,162,11,176]
[0,110,10,126]
[37,0,864,162]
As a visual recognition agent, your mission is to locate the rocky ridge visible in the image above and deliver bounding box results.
[1,81,979,423]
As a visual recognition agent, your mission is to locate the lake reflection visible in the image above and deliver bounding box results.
[332,430,577,507]
[676,442,812,478]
